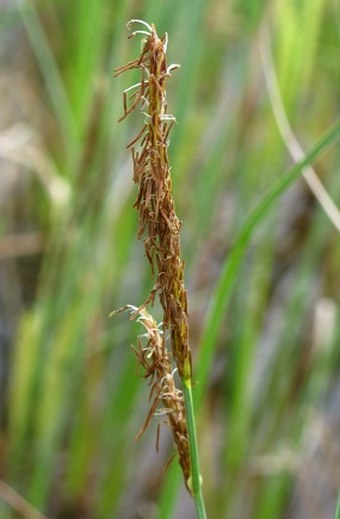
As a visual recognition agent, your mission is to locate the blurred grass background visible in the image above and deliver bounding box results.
[0,0,339,518]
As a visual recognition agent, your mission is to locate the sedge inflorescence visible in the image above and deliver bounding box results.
[113,20,192,488]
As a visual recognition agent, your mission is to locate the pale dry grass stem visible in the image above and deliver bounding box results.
[260,28,340,233]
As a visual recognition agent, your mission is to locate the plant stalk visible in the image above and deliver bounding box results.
[115,21,208,518]
[183,376,207,519]
[335,491,340,519]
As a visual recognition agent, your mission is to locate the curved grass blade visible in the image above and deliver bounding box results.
[335,491,340,519]
[195,119,340,404]
[156,118,340,516]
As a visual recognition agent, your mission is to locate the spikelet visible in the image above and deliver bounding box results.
[114,20,191,381]
[113,20,193,490]
[111,305,191,486]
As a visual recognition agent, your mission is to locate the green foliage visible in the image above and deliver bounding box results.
[3,0,339,517]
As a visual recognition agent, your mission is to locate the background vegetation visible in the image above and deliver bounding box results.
[0,0,339,518]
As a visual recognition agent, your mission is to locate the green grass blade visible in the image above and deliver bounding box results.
[335,492,340,519]
[154,463,181,519]
[156,120,340,517]
[195,119,340,404]
[64,0,106,133]
[17,0,78,157]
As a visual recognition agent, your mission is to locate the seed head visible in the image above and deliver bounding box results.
[114,20,193,491]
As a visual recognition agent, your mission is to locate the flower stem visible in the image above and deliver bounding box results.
[183,377,207,519]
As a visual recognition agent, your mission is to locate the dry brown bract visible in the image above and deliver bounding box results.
[113,20,193,489]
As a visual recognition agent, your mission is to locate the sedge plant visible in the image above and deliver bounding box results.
[112,19,207,519]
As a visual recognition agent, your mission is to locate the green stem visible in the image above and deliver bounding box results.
[183,378,207,519]
[335,491,340,519]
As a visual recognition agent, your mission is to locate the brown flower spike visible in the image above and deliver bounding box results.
[111,304,191,485]
[114,20,193,488]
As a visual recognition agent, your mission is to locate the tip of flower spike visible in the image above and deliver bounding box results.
[109,304,138,318]
[167,64,181,74]
[163,32,168,53]
[126,19,153,37]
